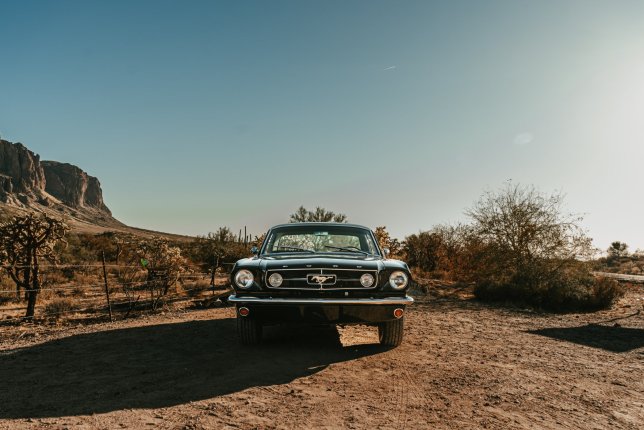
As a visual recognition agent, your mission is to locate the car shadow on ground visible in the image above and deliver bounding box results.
[528,324,644,353]
[0,318,384,419]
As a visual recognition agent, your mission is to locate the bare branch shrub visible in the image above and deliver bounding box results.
[136,237,186,310]
[466,183,622,311]
[0,213,69,318]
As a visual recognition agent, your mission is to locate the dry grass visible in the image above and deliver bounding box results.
[0,276,16,305]
[43,298,78,318]
[179,278,212,298]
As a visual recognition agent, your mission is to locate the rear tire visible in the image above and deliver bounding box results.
[237,316,262,345]
[379,317,404,347]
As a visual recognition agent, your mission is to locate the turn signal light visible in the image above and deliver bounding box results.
[393,308,404,319]
[239,307,250,317]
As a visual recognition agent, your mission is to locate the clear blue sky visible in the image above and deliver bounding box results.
[1,0,643,250]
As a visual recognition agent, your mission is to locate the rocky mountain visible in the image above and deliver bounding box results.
[0,141,47,203]
[0,137,120,229]
[41,161,112,215]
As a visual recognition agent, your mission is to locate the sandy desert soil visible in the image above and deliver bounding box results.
[0,285,642,430]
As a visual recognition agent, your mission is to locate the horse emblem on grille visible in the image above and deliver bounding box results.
[308,274,336,285]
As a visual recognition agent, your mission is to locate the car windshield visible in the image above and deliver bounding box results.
[263,225,380,256]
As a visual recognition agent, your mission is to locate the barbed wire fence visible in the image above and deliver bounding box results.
[0,257,236,326]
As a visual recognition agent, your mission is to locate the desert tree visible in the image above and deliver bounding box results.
[0,213,68,318]
[289,206,347,223]
[189,227,251,273]
[466,183,593,274]
[210,227,237,243]
[463,183,622,311]
[374,226,402,257]
[607,241,629,260]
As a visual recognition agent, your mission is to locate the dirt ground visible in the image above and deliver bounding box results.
[0,285,642,430]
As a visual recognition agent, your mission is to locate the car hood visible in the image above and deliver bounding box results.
[259,256,382,271]
[234,255,409,273]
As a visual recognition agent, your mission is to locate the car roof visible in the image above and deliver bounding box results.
[269,222,372,230]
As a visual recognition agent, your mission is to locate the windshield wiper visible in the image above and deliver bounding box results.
[324,245,372,256]
[274,246,315,253]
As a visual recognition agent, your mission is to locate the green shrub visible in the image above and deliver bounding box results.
[474,265,625,312]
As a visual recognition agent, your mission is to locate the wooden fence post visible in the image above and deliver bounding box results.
[210,255,220,295]
[101,251,113,322]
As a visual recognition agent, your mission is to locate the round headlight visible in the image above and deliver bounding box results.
[268,273,283,287]
[234,269,254,289]
[389,271,408,289]
[360,273,375,287]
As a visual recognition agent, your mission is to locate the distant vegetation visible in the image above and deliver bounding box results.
[289,206,347,223]
[0,184,632,320]
[378,184,626,312]
[595,241,644,276]
[187,227,263,272]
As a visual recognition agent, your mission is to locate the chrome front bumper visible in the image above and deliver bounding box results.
[228,295,414,306]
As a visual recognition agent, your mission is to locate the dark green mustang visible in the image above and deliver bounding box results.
[229,223,413,346]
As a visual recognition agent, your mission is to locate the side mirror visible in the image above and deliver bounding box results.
[383,248,390,258]
[251,246,259,256]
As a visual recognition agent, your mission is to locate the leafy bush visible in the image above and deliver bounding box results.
[402,224,481,281]
[374,226,402,257]
[403,231,443,272]
[588,277,626,309]
[474,265,625,311]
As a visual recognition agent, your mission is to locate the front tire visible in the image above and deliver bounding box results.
[379,317,404,347]
[237,316,262,345]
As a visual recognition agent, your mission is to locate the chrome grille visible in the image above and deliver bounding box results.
[265,268,378,290]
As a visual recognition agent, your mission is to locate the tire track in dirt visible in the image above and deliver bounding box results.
[0,286,642,429]
[395,322,441,429]
[395,360,409,430]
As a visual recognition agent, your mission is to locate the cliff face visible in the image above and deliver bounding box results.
[41,161,112,215]
[0,140,47,201]
[0,138,113,218]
